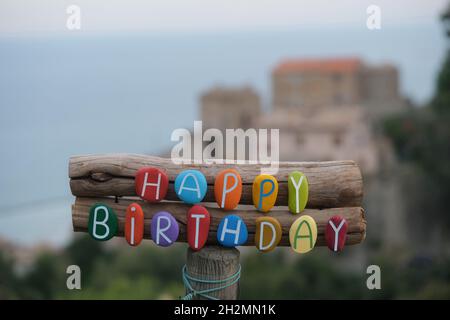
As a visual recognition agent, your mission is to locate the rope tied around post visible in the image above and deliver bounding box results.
[181,264,241,300]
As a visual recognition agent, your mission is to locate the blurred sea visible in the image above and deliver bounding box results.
[0,25,446,246]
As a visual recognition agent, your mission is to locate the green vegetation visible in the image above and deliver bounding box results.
[1,235,450,299]
[383,6,450,231]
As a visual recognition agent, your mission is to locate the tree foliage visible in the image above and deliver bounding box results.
[383,4,450,229]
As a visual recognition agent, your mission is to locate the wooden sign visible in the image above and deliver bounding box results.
[69,154,366,252]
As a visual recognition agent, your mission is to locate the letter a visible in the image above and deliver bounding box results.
[289,215,317,253]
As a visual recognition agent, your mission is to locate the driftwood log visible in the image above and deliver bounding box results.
[72,197,366,246]
[69,154,363,209]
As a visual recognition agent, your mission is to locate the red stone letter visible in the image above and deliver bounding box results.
[187,205,210,250]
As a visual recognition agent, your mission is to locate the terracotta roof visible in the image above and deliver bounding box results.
[273,57,362,75]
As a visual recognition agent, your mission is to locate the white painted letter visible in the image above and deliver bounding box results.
[177,173,201,198]
[92,206,110,240]
[191,214,206,248]
[290,175,304,214]
[259,221,276,251]
[328,219,345,252]
[220,172,238,208]
[156,216,172,245]
[140,172,162,199]
[220,218,241,245]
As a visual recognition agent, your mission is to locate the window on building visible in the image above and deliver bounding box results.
[332,73,342,82]
[334,93,344,105]
[297,135,305,145]
[333,134,342,146]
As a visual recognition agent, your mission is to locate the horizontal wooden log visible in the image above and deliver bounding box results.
[72,197,366,246]
[69,154,363,208]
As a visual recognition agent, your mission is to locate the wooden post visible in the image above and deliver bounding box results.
[186,246,240,300]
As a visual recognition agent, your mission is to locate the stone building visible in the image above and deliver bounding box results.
[200,86,261,131]
[256,106,379,175]
[272,57,407,121]
[272,58,363,110]
[200,57,407,176]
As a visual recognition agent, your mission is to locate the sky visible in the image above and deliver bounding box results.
[0,0,448,36]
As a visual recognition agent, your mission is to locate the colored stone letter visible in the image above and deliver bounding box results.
[288,171,309,214]
[214,169,242,210]
[325,215,348,252]
[289,215,317,253]
[252,174,278,213]
[174,170,207,204]
[217,215,248,247]
[187,205,211,251]
[151,211,179,247]
[88,203,118,241]
[255,216,282,252]
[125,203,144,246]
[135,167,169,202]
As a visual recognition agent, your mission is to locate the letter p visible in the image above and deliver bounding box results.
[258,179,275,210]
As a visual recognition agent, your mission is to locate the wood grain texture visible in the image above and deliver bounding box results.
[69,154,363,208]
[72,197,366,246]
[186,246,240,300]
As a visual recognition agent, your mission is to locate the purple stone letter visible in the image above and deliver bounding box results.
[151,211,179,246]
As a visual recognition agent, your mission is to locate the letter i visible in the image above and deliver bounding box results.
[125,203,144,246]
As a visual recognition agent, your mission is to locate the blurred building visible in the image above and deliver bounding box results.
[256,106,378,174]
[272,57,406,120]
[200,58,408,175]
[272,58,363,110]
[201,86,261,131]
